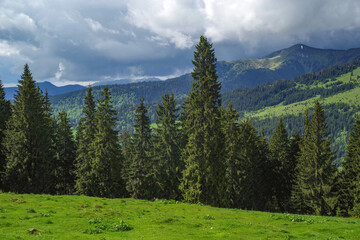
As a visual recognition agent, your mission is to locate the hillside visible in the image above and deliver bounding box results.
[218,44,360,90]
[50,44,360,127]
[223,59,360,163]
[0,193,359,239]
[50,59,360,163]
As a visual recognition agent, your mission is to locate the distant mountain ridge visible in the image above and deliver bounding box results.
[217,44,360,91]
[5,81,86,100]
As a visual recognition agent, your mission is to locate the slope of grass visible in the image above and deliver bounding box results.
[245,67,360,120]
[0,193,359,239]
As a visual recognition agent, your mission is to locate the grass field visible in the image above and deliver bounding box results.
[0,193,359,239]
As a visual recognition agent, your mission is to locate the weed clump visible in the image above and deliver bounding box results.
[85,217,132,234]
[203,214,215,220]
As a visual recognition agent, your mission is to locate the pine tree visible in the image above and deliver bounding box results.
[180,36,225,206]
[0,80,11,190]
[89,87,124,198]
[340,119,360,216]
[126,97,155,199]
[54,111,76,195]
[74,86,96,195]
[292,102,337,215]
[3,64,55,193]
[153,92,182,200]
[237,120,269,210]
[223,102,241,208]
[269,118,291,211]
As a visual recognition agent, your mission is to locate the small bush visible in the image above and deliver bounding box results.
[203,214,215,220]
[286,214,314,224]
[110,220,132,232]
[85,217,132,234]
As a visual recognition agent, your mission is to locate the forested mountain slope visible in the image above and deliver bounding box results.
[223,59,360,163]
[218,44,360,90]
[51,59,360,163]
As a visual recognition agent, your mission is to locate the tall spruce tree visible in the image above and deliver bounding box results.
[340,119,360,216]
[223,102,241,208]
[292,102,337,215]
[126,97,155,199]
[54,111,76,195]
[237,120,269,210]
[89,87,124,198]
[269,118,292,211]
[74,86,96,195]
[0,80,11,190]
[153,92,182,200]
[3,64,55,193]
[180,36,225,206]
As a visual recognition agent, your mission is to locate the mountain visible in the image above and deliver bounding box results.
[92,77,161,86]
[217,44,360,91]
[49,43,360,126]
[50,58,360,163]
[5,81,86,100]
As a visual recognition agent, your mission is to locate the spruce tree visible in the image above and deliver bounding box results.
[0,80,11,190]
[89,87,124,198]
[126,97,155,199]
[3,64,55,193]
[269,118,291,211]
[292,102,337,215]
[223,102,241,208]
[54,111,76,195]
[180,36,225,206]
[74,86,96,195]
[340,119,360,216]
[237,120,269,210]
[153,92,182,200]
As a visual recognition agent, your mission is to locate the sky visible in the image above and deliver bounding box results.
[1,0,360,87]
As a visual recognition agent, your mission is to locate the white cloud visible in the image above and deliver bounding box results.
[1,0,360,85]
[0,41,20,56]
[85,18,120,34]
[55,62,65,80]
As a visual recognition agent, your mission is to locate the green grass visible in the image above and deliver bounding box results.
[244,67,360,120]
[0,193,359,239]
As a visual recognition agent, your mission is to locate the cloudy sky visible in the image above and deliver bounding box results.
[1,0,360,86]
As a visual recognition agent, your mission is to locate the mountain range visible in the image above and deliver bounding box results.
[46,44,360,162]
[4,81,86,100]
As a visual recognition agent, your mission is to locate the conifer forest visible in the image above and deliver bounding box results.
[2,36,360,218]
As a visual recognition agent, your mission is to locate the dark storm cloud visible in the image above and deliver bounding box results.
[1,0,360,86]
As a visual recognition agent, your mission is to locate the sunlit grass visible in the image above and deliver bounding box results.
[0,193,359,239]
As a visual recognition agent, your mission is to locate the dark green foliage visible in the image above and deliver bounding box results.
[180,36,225,206]
[291,102,337,215]
[75,87,96,195]
[3,64,55,193]
[54,111,76,194]
[223,102,241,208]
[0,80,11,190]
[236,120,270,210]
[153,92,183,200]
[89,87,124,198]
[340,119,360,216]
[269,118,292,211]
[125,97,156,199]
[223,59,360,113]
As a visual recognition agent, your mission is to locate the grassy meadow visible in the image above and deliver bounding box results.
[0,193,359,239]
